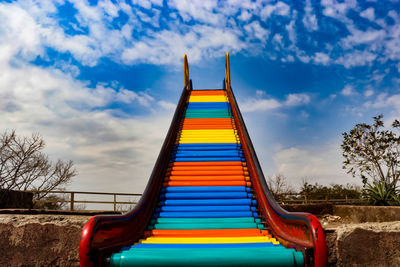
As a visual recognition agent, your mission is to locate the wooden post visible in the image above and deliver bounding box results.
[114,194,117,211]
[70,192,74,211]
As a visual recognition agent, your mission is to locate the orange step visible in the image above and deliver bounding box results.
[190,90,226,96]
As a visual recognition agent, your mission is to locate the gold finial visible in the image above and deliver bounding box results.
[225,52,231,89]
[184,54,189,89]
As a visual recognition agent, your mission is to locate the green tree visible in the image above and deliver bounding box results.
[299,181,361,202]
[341,115,400,205]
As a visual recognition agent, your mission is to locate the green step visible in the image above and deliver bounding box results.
[110,247,304,267]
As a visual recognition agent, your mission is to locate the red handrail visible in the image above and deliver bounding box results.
[224,52,327,266]
[79,56,191,267]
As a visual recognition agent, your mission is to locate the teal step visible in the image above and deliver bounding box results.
[110,247,304,267]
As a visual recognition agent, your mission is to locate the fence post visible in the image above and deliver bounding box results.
[304,194,307,204]
[70,192,75,211]
[114,194,117,211]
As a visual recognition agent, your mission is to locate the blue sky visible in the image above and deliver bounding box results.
[1,0,400,193]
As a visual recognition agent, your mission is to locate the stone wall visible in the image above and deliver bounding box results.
[0,214,399,266]
[333,205,400,223]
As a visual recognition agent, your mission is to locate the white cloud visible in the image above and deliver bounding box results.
[273,144,352,188]
[256,90,266,97]
[367,93,400,112]
[0,0,247,67]
[364,89,374,97]
[241,92,310,112]
[285,17,297,44]
[0,47,173,194]
[244,21,269,42]
[1,0,398,70]
[335,15,400,68]
[317,1,400,69]
[313,52,331,65]
[121,26,245,65]
[158,100,176,110]
[272,34,283,46]
[131,0,161,9]
[385,23,400,62]
[241,98,282,112]
[303,0,318,31]
[321,0,356,19]
[360,7,375,21]
[0,1,130,66]
[295,48,312,63]
[238,10,252,21]
[284,93,311,106]
[340,28,385,49]
[260,1,291,20]
[341,85,355,96]
[167,0,223,25]
[335,50,377,68]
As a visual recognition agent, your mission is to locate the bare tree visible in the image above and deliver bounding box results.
[0,130,76,199]
[267,173,294,202]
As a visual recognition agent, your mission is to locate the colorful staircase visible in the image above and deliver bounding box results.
[79,53,327,267]
[109,89,304,266]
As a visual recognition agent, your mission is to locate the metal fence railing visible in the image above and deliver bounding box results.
[17,190,365,212]
[272,192,363,205]
[23,190,142,212]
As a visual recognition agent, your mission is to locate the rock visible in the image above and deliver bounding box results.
[325,229,338,266]
[0,214,90,267]
[327,221,400,267]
